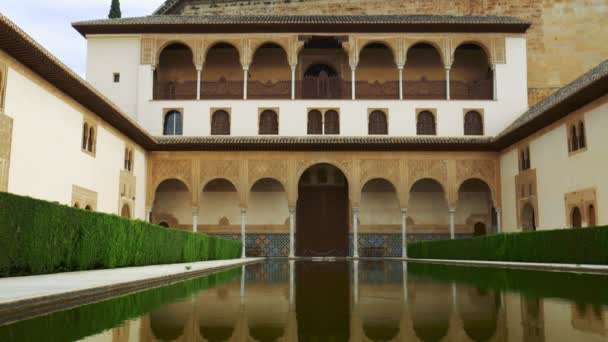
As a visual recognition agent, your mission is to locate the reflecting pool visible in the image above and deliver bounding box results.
[1,260,608,341]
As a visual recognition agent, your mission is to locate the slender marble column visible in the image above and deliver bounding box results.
[289,207,296,258]
[290,65,297,100]
[351,66,356,100]
[196,66,202,100]
[145,207,152,223]
[398,66,404,100]
[496,207,502,234]
[449,208,456,239]
[353,207,360,258]
[241,208,247,258]
[492,64,498,100]
[401,208,408,258]
[243,67,249,100]
[192,207,199,233]
[445,67,451,100]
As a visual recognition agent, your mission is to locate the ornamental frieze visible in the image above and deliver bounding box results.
[408,159,448,189]
[200,160,240,189]
[455,159,496,189]
[360,159,400,189]
[150,159,192,191]
[248,159,289,189]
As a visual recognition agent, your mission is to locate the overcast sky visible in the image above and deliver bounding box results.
[2,0,166,77]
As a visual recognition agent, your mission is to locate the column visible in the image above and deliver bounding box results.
[196,66,202,100]
[351,66,356,100]
[290,65,297,100]
[192,207,199,233]
[289,207,296,258]
[149,66,155,102]
[449,208,456,239]
[401,208,408,258]
[243,66,249,100]
[398,65,404,100]
[492,64,497,100]
[241,208,247,258]
[145,207,152,223]
[496,207,502,234]
[353,207,360,258]
[445,67,451,100]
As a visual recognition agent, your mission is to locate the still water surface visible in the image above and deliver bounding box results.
[1,260,607,341]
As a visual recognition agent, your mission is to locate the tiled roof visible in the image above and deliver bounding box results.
[494,60,608,147]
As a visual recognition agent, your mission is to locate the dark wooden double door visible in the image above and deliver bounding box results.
[296,185,349,257]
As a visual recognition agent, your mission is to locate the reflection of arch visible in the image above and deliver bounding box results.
[459,287,500,342]
[158,222,169,228]
[250,326,285,342]
[150,302,189,341]
[521,203,536,231]
[364,323,400,341]
[571,207,582,228]
[411,279,451,342]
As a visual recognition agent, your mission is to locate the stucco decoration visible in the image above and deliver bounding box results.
[0,114,13,192]
[360,159,400,192]
[248,159,289,190]
[200,160,241,191]
[72,185,98,210]
[408,159,448,191]
[149,159,193,205]
[455,159,497,206]
[449,36,499,66]
[564,188,597,227]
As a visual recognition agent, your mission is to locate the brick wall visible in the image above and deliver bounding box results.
[165,0,608,105]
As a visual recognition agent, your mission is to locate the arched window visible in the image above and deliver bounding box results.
[521,203,536,231]
[570,125,579,152]
[588,204,596,227]
[124,148,134,172]
[464,111,483,135]
[368,110,388,135]
[87,127,96,153]
[324,110,340,135]
[158,222,169,228]
[578,121,586,149]
[259,110,278,135]
[307,110,322,135]
[74,202,80,209]
[82,123,89,150]
[85,205,92,211]
[164,110,183,136]
[417,111,436,135]
[211,110,230,135]
[571,207,582,228]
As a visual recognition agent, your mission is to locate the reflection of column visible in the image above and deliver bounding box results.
[353,260,359,305]
[240,265,246,306]
[192,207,199,233]
[145,207,152,223]
[451,283,457,308]
[289,260,295,306]
[445,67,451,100]
[243,66,249,100]
[241,208,247,258]
[289,207,296,258]
[351,66,356,100]
[398,65,404,100]
[290,65,297,100]
[402,261,408,302]
[353,207,360,258]
[196,65,202,100]
[496,207,502,234]
[401,208,408,258]
[449,208,456,239]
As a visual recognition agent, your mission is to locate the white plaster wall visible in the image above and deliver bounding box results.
[133,37,527,137]
[499,96,608,231]
[4,64,147,220]
[86,35,141,119]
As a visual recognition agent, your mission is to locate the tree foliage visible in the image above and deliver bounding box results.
[108,0,122,19]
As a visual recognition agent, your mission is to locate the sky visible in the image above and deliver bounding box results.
[2,0,166,77]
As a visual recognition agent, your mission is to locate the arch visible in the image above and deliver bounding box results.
[84,205,92,211]
[474,222,487,236]
[464,110,484,135]
[571,207,582,228]
[307,109,323,135]
[295,160,352,198]
[155,40,197,68]
[154,43,197,100]
[451,43,493,100]
[163,110,183,136]
[521,203,536,231]
[73,202,80,209]
[357,42,399,99]
[202,42,243,99]
[406,41,446,67]
[158,222,169,228]
[452,41,493,66]
[404,42,446,99]
[297,163,349,257]
[121,204,131,218]
[457,177,497,207]
[588,204,596,227]
[249,177,287,194]
[152,178,192,228]
[360,178,400,255]
[368,110,388,135]
[211,110,230,135]
[409,178,450,233]
[324,110,340,135]
[249,43,291,99]
[201,178,240,227]
[417,111,436,135]
[259,110,279,135]
[204,41,241,61]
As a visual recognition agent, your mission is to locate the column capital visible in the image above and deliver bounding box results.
[192,207,200,214]
[350,64,358,71]
[196,65,203,71]
[242,65,250,71]
[397,64,405,70]
[290,64,297,70]
[240,207,247,214]
[449,208,456,214]
[444,66,451,71]
[401,208,408,214]
[352,207,360,213]
[289,207,296,214]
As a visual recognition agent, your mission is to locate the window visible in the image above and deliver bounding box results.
[324,110,340,135]
[571,207,582,228]
[568,119,587,153]
[259,110,278,135]
[211,110,230,135]
[368,110,388,135]
[82,123,89,150]
[113,73,120,83]
[464,110,483,135]
[416,111,436,135]
[124,147,134,172]
[0,64,5,110]
[308,110,323,134]
[519,146,531,172]
[588,204,596,227]
[82,122,96,155]
[163,110,183,136]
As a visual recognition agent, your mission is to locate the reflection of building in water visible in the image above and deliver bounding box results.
[571,302,607,337]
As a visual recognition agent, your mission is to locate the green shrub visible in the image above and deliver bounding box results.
[0,192,242,277]
[408,227,608,265]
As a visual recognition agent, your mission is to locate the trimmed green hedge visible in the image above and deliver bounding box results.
[0,192,241,277]
[408,226,608,265]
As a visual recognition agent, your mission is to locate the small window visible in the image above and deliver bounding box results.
[519,146,531,172]
[417,111,436,135]
[308,110,323,135]
[368,110,388,135]
[124,147,134,172]
[464,111,483,135]
[324,110,340,135]
[113,73,120,83]
[82,122,96,155]
[163,110,183,136]
[568,120,587,153]
[259,110,278,135]
[82,123,89,150]
[211,110,230,135]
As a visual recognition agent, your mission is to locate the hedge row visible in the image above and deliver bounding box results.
[0,192,242,277]
[408,226,608,265]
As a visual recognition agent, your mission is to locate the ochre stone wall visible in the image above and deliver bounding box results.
[167,0,608,105]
